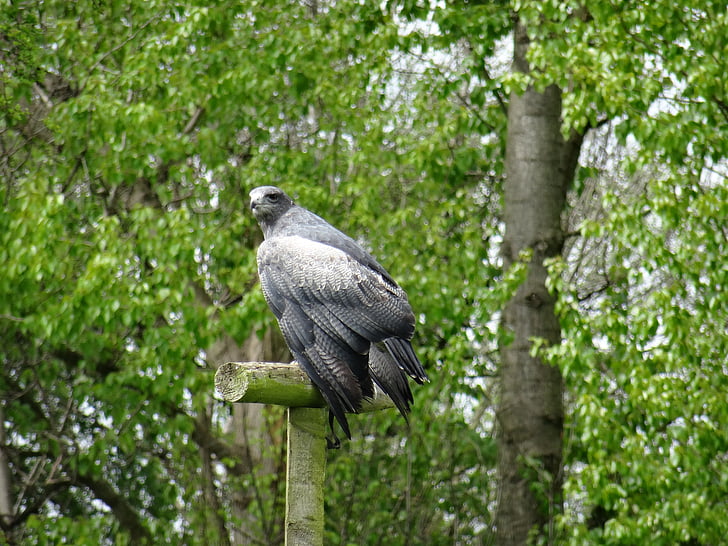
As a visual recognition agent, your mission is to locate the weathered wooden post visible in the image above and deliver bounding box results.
[214,362,394,545]
[285,407,326,545]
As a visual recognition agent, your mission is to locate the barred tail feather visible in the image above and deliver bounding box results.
[383,337,428,384]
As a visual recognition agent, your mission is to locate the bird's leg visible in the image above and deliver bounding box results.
[326,410,341,450]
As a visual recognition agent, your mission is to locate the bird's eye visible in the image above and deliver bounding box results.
[268,193,279,202]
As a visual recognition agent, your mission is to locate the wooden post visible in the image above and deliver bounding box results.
[285,407,326,546]
[214,362,394,545]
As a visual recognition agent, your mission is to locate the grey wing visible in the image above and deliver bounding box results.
[258,236,418,346]
[258,236,426,436]
[256,237,374,437]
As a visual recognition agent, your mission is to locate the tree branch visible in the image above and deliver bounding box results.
[75,473,152,545]
[3,479,72,531]
[182,99,209,136]
[85,14,161,81]
[190,412,251,477]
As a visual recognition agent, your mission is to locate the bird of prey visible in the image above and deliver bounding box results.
[249,186,428,445]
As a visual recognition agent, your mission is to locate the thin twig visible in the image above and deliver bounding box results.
[85,14,161,84]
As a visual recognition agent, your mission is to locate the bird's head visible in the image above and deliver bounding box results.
[249,186,294,224]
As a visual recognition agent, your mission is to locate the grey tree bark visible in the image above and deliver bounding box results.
[210,327,290,546]
[496,21,583,545]
[0,405,13,529]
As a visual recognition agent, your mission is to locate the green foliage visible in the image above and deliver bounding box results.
[2,0,725,544]
[522,0,728,152]
[1,1,499,544]
[326,412,497,545]
[548,174,728,545]
[518,1,728,542]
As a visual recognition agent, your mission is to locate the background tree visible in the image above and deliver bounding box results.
[1,1,495,543]
[1,1,726,545]
[532,2,728,542]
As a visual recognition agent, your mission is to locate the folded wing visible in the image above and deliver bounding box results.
[257,235,426,437]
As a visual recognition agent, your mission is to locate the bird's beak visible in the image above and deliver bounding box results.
[250,197,264,218]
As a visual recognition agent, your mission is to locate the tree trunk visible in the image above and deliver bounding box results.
[0,405,13,528]
[496,21,581,545]
[209,327,289,546]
